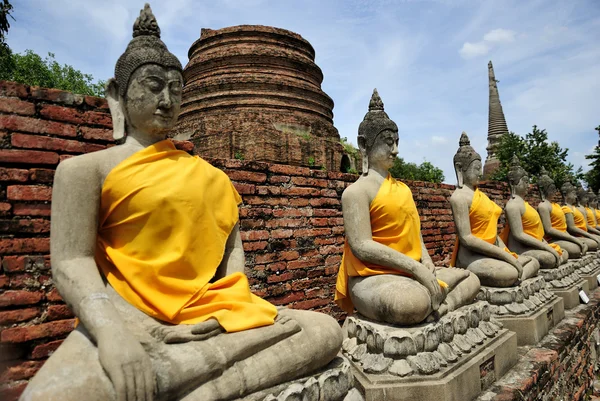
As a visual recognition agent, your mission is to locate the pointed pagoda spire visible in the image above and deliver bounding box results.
[484,60,509,178]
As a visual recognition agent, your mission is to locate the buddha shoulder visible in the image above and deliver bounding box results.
[341,177,378,206]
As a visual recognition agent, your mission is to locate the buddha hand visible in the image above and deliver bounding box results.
[413,264,444,312]
[151,318,224,344]
[98,328,156,401]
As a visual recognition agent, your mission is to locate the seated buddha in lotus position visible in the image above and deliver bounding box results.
[578,187,600,237]
[449,133,540,287]
[334,89,480,326]
[589,190,600,230]
[501,156,567,269]
[22,5,342,401]
[537,167,587,259]
[560,182,600,252]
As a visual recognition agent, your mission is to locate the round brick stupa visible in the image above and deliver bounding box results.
[174,25,345,171]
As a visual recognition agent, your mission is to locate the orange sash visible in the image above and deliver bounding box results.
[95,140,276,332]
[501,201,562,255]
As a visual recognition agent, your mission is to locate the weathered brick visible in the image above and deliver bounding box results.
[0,81,29,98]
[0,308,40,325]
[0,275,7,288]
[290,177,329,188]
[0,381,28,401]
[13,203,51,216]
[243,241,268,251]
[0,149,59,165]
[29,168,55,183]
[46,288,63,302]
[30,339,64,359]
[0,319,76,343]
[0,167,29,182]
[0,202,11,215]
[268,164,311,176]
[0,360,44,382]
[47,304,74,321]
[11,133,86,153]
[292,297,330,310]
[232,182,255,195]
[0,219,50,234]
[84,95,108,109]
[0,98,35,116]
[84,110,112,127]
[0,115,76,137]
[31,86,82,105]
[0,290,44,307]
[226,170,267,183]
[7,185,52,201]
[240,230,269,241]
[80,126,113,141]
[0,238,50,254]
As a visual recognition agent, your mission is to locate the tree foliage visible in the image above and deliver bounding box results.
[1,50,105,97]
[389,157,445,183]
[489,125,582,187]
[584,125,600,192]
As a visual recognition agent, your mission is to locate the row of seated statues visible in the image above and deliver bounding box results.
[21,4,600,401]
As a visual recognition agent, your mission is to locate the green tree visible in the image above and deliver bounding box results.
[0,0,14,81]
[389,157,445,183]
[3,50,105,96]
[490,125,582,187]
[584,125,600,192]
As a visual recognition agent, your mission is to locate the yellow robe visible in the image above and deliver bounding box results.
[585,207,596,227]
[563,205,588,232]
[500,201,562,255]
[95,140,276,332]
[548,203,568,234]
[334,175,446,314]
[450,189,517,267]
[596,209,600,225]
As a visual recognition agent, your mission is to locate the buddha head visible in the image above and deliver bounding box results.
[588,189,598,208]
[357,89,399,175]
[577,185,589,206]
[537,167,556,201]
[507,155,528,198]
[106,3,183,140]
[453,132,481,188]
[560,182,576,204]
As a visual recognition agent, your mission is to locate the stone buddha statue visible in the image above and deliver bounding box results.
[22,5,343,401]
[334,89,480,326]
[590,189,600,230]
[501,156,567,269]
[577,186,600,236]
[560,181,600,251]
[449,133,539,287]
[537,167,587,259]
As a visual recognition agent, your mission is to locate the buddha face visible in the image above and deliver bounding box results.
[124,63,183,138]
[543,182,557,199]
[367,129,399,171]
[461,158,482,188]
[564,189,577,204]
[514,175,529,197]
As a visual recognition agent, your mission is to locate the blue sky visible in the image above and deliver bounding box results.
[6,0,600,183]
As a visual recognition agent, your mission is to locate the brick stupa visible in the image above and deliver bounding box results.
[173,25,345,171]
[483,60,509,178]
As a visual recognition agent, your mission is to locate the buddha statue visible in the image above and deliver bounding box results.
[560,181,600,251]
[501,156,567,269]
[334,89,480,326]
[449,133,540,287]
[22,5,342,401]
[590,190,600,229]
[578,186,600,236]
[537,167,587,259]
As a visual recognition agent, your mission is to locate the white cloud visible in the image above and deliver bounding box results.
[483,28,516,43]
[459,41,490,58]
[431,136,449,145]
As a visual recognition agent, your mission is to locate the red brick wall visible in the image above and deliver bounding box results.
[0,80,531,399]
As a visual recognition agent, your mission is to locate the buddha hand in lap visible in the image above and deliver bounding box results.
[334,89,480,327]
[560,182,600,251]
[22,5,342,401]
[501,156,567,269]
[536,167,587,259]
[449,133,540,287]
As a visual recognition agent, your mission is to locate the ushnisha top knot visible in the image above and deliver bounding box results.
[113,3,182,97]
[507,155,527,186]
[133,3,161,38]
[358,88,398,149]
[453,132,481,170]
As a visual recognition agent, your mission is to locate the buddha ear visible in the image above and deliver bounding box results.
[106,78,126,140]
[454,162,463,188]
[357,135,369,176]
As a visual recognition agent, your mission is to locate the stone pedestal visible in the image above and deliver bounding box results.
[476,276,563,345]
[244,357,363,401]
[340,302,517,401]
[538,262,588,309]
[573,254,600,291]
